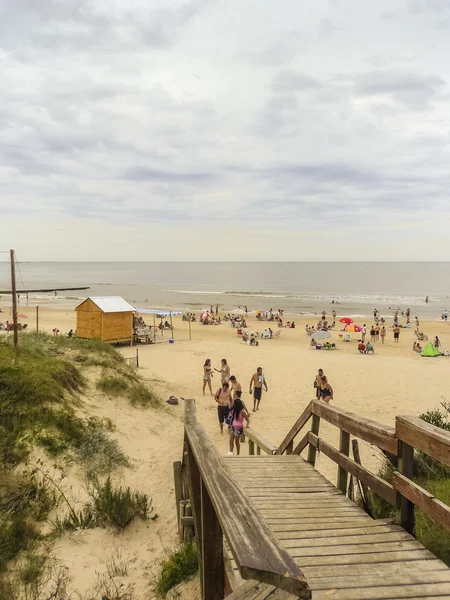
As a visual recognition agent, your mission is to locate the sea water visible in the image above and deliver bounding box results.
[0,262,449,318]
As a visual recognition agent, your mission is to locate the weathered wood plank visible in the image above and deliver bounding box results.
[337,430,350,494]
[302,559,448,579]
[397,415,450,467]
[307,414,321,466]
[226,580,297,600]
[260,508,362,518]
[393,472,450,532]
[398,439,416,535]
[276,401,313,455]
[201,479,224,599]
[272,520,394,534]
[184,399,311,598]
[283,531,414,549]
[267,515,370,525]
[311,582,450,600]
[277,524,403,539]
[293,432,310,455]
[309,570,450,589]
[173,461,183,540]
[290,540,423,557]
[252,499,353,508]
[295,548,434,566]
[308,432,397,505]
[311,399,397,453]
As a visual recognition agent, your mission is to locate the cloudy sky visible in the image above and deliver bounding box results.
[1,0,450,261]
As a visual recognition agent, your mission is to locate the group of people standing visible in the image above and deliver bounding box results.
[203,358,268,455]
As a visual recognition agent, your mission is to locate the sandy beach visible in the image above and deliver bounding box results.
[1,301,450,597]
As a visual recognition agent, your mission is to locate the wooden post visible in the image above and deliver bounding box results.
[10,249,19,366]
[248,440,255,455]
[136,347,139,368]
[337,430,351,494]
[170,311,174,339]
[352,439,374,518]
[173,461,183,540]
[398,439,415,535]
[26,292,29,306]
[183,501,194,542]
[153,313,156,344]
[286,440,294,455]
[189,315,192,340]
[201,479,224,600]
[184,436,203,597]
[256,445,261,455]
[307,414,321,466]
[36,305,39,333]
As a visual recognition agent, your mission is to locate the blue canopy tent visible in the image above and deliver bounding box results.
[133,308,183,340]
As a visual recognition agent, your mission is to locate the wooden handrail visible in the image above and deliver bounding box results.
[245,427,277,455]
[276,401,312,454]
[396,415,450,467]
[184,399,311,599]
[311,400,397,453]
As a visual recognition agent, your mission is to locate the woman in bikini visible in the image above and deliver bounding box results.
[319,376,333,403]
[215,358,230,384]
[228,396,250,455]
[203,359,213,395]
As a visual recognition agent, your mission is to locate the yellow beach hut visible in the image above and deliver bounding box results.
[75,296,134,344]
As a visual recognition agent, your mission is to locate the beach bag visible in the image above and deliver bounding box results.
[166,396,179,405]
[225,409,234,426]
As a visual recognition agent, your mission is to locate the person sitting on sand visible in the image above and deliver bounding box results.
[310,338,317,347]
[290,321,295,328]
[413,342,418,352]
[416,343,422,353]
[228,394,250,456]
[358,342,366,354]
[366,342,375,354]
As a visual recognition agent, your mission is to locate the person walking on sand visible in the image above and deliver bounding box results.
[202,359,213,396]
[229,375,242,393]
[361,324,367,343]
[370,326,376,343]
[314,368,324,399]
[215,381,232,434]
[249,367,268,412]
[215,358,230,384]
[415,316,420,328]
[380,326,386,344]
[228,393,250,455]
[393,324,400,343]
[319,376,333,403]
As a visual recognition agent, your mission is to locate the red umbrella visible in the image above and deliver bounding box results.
[339,317,354,324]
[345,324,362,332]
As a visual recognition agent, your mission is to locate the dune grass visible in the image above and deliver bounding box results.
[156,543,198,598]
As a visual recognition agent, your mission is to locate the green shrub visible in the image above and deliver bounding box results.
[89,477,151,530]
[96,375,130,395]
[156,543,198,598]
[75,426,129,474]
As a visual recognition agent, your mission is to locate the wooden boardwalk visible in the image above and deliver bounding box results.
[225,454,450,599]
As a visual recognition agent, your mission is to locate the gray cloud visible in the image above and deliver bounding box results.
[272,71,323,92]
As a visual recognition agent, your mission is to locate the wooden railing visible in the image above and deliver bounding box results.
[275,399,450,536]
[245,427,277,455]
[182,399,311,600]
[393,415,450,535]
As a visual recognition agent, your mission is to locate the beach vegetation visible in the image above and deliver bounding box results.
[372,402,450,566]
[96,372,161,408]
[156,542,198,598]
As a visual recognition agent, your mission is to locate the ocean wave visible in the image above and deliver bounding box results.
[163,289,226,295]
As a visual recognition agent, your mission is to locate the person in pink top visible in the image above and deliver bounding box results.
[228,393,250,455]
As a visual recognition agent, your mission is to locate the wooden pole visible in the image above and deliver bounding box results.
[189,314,192,340]
[36,305,39,333]
[136,347,139,368]
[153,313,156,344]
[170,311,174,339]
[398,439,415,535]
[200,479,224,600]
[307,414,321,466]
[10,249,19,366]
[173,461,183,540]
[337,430,351,494]
[352,439,374,518]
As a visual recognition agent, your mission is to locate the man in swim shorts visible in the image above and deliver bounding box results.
[215,382,232,434]
[249,366,268,412]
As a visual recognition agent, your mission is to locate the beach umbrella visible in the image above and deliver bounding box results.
[345,324,362,333]
[200,311,211,318]
[256,309,265,315]
[313,330,331,340]
[339,317,353,324]
[17,313,28,319]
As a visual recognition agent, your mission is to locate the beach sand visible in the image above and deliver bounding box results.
[2,302,450,597]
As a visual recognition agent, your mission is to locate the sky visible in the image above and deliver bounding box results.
[1,0,450,261]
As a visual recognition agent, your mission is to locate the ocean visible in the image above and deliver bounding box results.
[0,262,449,318]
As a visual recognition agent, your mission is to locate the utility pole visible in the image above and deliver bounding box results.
[10,249,19,366]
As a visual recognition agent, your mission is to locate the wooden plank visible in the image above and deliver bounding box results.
[290,540,423,558]
[267,516,370,525]
[311,399,397,453]
[226,580,297,600]
[309,570,450,589]
[244,427,277,455]
[173,461,183,540]
[308,432,397,505]
[283,531,413,549]
[278,524,404,539]
[337,430,350,495]
[397,441,416,535]
[184,436,203,596]
[201,479,224,600]
[260,508,362,518]
[252,498,353,508]
[310,582,450,600]
[397,414,450,467]
[225,456,309,461]
[307,414,321,466]
[246,490,343,497]
[180,515,194,526]
[184,399,311,598]
[302,559,449,578]
[296,548,434,567]
[393,472,450,532]
[248,439,255,455]
[272,520,395,534]
[276,401,313,455]
[244,487,337,494]
[293,432,310,455]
